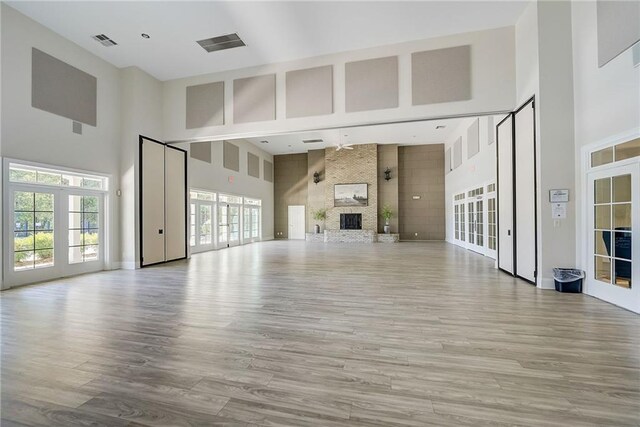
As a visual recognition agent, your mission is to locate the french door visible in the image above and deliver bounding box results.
[466,187,485,254]
[587,163,639,313]
[218,204,240,247]
[243,206,261,244]
[7,185,104,287]
[190,200,215,253]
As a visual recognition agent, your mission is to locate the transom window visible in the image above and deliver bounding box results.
[190,190,216,201]
[9,163,107,190]
[219,193,243,204]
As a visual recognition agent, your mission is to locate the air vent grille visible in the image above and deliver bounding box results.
[92,34,117,47]
[302,139,323,144]
[197,33,246,53]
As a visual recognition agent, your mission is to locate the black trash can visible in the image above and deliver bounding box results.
[553,268,584,293]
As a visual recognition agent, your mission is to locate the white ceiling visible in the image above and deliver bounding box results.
[8,1,529,81]
[242,116,469,155]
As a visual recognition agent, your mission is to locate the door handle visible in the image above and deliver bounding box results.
[158,229,163,234]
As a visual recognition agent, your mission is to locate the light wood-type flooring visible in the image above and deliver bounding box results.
[1,241,639,426]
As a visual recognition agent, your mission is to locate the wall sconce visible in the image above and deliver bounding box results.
[384,167,392,181]
[313,171,321,184]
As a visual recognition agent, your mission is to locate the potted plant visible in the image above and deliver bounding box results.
[312,208,327,234]
[381,205,393,234]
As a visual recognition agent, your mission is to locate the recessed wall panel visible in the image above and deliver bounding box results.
[445,148,452,174]
[467,118,480,159]
[190,141,212,163]
[487,116,495,145]
[453,137,463,169]
[264,160,273,182]
[233,74,276,123]
[248,152,260,178]
[31,48,97,126]
[345,56,398,112]
[223,141,240,172]
[411,45,471,105]
[186,81,224,129]
[597,0,640,67]
[286,65,333,118]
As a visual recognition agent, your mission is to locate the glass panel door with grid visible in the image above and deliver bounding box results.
[587,164,639,313]
[228,205,240,246]
[486,184,497,259]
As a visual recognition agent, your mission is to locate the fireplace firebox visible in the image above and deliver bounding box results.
[340,213,362,230]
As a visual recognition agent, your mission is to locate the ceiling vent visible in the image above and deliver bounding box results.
[197,33,246,53]
[436,125,446,129]
[302,139,324,144]
[92,34,117,47]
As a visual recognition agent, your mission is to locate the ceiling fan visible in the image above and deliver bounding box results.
[335,143,354,151]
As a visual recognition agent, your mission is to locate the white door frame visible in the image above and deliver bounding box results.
[586,162,639,313]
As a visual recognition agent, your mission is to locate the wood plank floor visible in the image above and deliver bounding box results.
[1,241,639,426]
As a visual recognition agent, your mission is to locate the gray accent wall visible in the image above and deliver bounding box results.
[345,56,399,112]
[31,48,97,126]
[223,141,240,171]
[411,45,471,105]
[274,154,308,238]
[263,160,273,182]
[190,141,212,163]
[307,149,326,232]
[398,144,445,241]
[233,74,276,123]
[286,65,333,118]
[247,152,260,178]
[377,145,399,234]
[186,81,224,129]
[467,118,480,159]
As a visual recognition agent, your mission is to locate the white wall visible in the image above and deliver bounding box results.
[572,2,640,277]
[0,3,122,274]
[163,26,516,143]
[119,66,164,269]
[444,116,501,244]
[174,139,274,240]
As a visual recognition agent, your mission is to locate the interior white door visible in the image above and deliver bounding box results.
[497,115,514,274]
[514,101,536,283]
[165,146,187,261]
[141,138,165,266]
[587,163,639,313]
[288,205,305,240]
[228,205,241,247]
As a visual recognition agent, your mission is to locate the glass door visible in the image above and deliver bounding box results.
[466,187,485,254]
[486,183,497,259]
[243,206,261,244]
[228,205,240,247]
[587,163,639,313]
[218,204,229,247]
[66,191,104,275]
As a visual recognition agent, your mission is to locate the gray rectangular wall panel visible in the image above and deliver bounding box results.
[190,141,212,163]
[597,0,640,67]
[467,118,480,159]
[233,74,276,123]
[345,56,398,112]
[444,148,451,174]
[412,45,471,105]
[286,65,333,118]
[453,137,463,169]
[186,81,224,129]
[487,116,495,145]
[32,48,97,126]
[248,152,260,178]
[264,160,273,182]
[223,141,240,172]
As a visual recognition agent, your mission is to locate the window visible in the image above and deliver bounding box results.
[190,204,196,247]
[594,174,632,288]
[190,190,216,201]
[244,197,261,206]
[9,163,107,190]
[219,193,242,204]
[68,195,99,264]
[14,192,54,270]
[488,198,497,250]
[591,137,640,167]
[199,205,212,245]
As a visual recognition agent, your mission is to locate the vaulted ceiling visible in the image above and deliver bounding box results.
[7,1,529,81]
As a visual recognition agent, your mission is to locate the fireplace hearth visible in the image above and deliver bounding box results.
[340,213,362,230]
